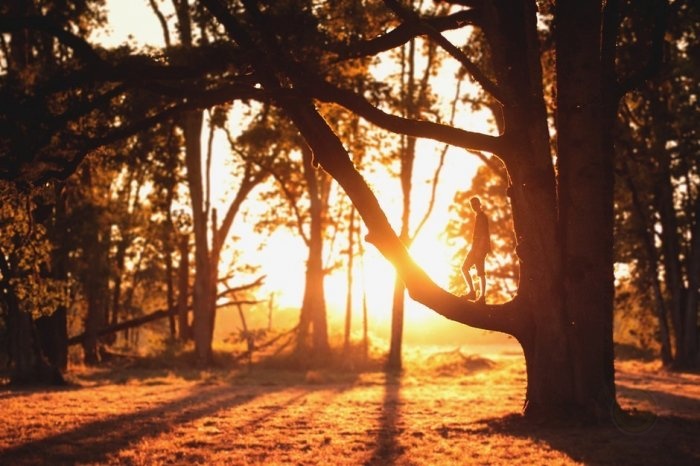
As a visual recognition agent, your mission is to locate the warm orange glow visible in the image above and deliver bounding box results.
[101,0,502,346]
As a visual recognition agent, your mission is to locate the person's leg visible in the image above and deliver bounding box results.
[475,258,486,303]
[461,256,476,299]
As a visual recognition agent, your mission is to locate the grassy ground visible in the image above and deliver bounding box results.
[1,346,698,465]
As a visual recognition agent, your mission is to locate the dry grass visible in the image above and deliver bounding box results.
[1,346,698,465]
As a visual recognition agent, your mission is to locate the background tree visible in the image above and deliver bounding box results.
[614,0,699,368]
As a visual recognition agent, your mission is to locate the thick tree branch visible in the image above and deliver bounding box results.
[9,84,262,184]
[304,76,505,157]
[287,97,525,337]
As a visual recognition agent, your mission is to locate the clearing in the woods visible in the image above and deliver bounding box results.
[1,345,699,465]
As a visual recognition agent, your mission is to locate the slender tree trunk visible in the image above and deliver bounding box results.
[183,110,214,365]
[682,194,700,366]
[343,208,356,354]
[165,246,177,338]
[621,161,673,364]
[657,163,686,365]
[358,228,369,360]
[82,208,110,365]
[36,182,68,370]
[298,145,330,355]
[387,274,405,370]
[177,234,191,340]
[387,38,418,371]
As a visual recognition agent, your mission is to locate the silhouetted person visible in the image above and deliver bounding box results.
[461,196,491,303]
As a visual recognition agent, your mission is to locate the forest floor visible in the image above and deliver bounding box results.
[1,344,699,465]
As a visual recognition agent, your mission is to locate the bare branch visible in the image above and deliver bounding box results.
[381,0,506,105]
[212,161,269,261]
[335,9,479,60]
[148,0,172,48]
[222,126,311,246]
[411,75,463,240]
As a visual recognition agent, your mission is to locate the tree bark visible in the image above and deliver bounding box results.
[343,208,356,354]
[177,233,191,341]
[529,0,615,418]
[183,109,214,365]
[36,182,69,370]
[297,145,330,356]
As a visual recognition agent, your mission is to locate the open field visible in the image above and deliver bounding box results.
[1,347,699,465]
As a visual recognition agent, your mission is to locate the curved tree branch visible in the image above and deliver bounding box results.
[381,0,506,105]
[303,76,506,158]
[285,96,526,338]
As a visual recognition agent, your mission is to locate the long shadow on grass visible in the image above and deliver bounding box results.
[455,411,700,465]
[618,383,700,417]
[366,372,403,465]
[0,383,284,465]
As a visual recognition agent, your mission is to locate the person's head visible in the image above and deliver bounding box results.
[469,196,482,212]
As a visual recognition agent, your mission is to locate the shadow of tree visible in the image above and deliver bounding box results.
[366,372,404,465]
[0,384,278,465]
[618,383,700,418]
[454,412,700,465]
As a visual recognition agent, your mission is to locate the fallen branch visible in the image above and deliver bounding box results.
[67,298,259,346]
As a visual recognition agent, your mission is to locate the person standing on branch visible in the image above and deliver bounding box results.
[461,196,491,303]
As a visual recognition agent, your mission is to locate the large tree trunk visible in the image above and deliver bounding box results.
[554,0,616,418]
